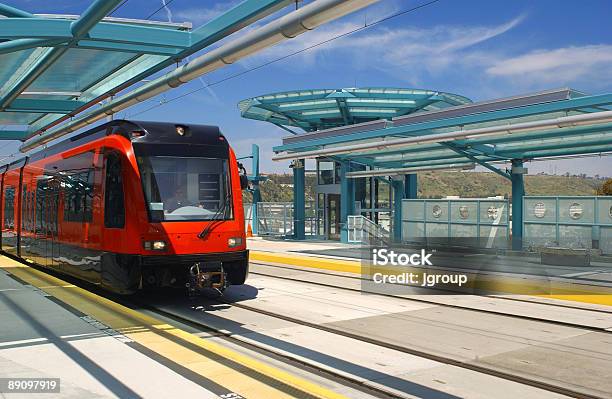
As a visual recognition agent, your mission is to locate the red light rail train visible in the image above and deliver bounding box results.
[0,120,249,294]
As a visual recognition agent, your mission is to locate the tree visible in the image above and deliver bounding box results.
[596,178,612,195]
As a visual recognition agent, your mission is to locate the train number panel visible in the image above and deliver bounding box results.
[0,121,249,294]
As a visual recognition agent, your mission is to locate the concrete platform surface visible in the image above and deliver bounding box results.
[0,269,216,399]
[220,272,612,397]
[147,287,570,399]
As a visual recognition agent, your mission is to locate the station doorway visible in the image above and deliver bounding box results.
[327,194,341,240]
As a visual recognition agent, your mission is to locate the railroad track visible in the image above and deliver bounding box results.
[7,255,610,398]
[138,289,608,399]
[249,261,612,328]
[133,298,402,399]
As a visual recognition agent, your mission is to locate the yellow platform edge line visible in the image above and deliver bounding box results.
[251,251,361,274]
[249,250,612,307]
[0,261,348,399]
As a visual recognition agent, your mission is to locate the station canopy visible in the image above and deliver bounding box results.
[0,0,291,142]
[239,87,472,133]
[265,87,612,178]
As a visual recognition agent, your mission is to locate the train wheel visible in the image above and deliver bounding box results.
[225,260,249,285]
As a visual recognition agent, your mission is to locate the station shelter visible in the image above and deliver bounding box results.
[240,87,612,252]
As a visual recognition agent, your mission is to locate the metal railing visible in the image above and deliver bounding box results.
[402,198,510,249]
[347,215,390,245]
[256,201,319,237]
[524,196,612,254]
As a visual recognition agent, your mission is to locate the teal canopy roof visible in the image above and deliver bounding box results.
[269,88,612,178]
[0,0,289,141]
[239,87,472,132]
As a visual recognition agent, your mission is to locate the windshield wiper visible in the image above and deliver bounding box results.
[198,200,228,239]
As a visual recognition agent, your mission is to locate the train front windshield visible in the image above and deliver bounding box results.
[136,155,233,222]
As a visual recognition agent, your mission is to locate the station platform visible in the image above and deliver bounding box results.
[0,264,216,398]
[2,249,612,398]
[247,237,612,307]
[0,256,359,399]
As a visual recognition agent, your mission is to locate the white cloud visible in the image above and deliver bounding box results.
[486,45,612,82]
[246,14,526,85]
[243,11,612,95]
[174,1,241,26]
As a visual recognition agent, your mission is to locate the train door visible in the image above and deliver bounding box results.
[48,179,60,268]
[39,177,60,268]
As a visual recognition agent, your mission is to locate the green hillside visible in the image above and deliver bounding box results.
[417,171,603,198]
[243,172,606,203]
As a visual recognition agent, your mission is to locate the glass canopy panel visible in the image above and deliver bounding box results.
[0,112,47,125]
[0,49,37,90]
[26,48,136,93]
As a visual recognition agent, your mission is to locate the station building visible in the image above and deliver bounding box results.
[240,87,612,253]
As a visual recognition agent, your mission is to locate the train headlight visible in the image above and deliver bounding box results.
[144,240,167,251]
[228,237,243,248]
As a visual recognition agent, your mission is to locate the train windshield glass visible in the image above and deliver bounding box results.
[136,156,232,222]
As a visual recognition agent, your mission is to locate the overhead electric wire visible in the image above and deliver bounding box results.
[145,0,177,20]
[128,0,442,118]
[109,0,130,17]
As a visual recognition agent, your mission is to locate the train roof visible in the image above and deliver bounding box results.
[2,120,225,170]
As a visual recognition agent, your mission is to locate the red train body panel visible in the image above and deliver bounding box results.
[0,120,248,294]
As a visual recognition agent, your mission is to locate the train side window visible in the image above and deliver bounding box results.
[63,170,93,223]
[4,186,14,229]
[104,152,125,228]
[21,185,26,230]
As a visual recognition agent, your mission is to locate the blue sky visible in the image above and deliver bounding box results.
[5,0,612,175]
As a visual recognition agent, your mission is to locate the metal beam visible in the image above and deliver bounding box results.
[0,38,67,55]
[71,40,182,56]
[345,163,475,178]
[0,3,34,18]
[250,144,261,235]
[273,123,300,135]
[336,98,352,125]
[516,144,612,159]
[7,98,87,114]
[340,161,355,243]
[404,174,417,199]
[392,178,404,242]
[0,130,28,140]
[0,18,191,49]
[293,159,305,240]
[496,134,612,155]
[250,101,307,126]
[442,142,511,180]
[511,160,524,251]
[396,158,483,169]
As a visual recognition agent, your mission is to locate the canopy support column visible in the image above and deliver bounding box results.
[511,159,525,250]
[392,177,405,243]
[404,174,417,199]
[292,159,305,240]
[340,161,355,243]
[251,144,261,235]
